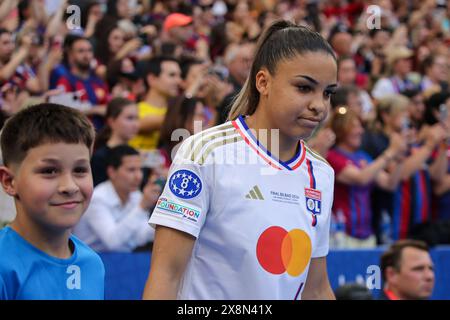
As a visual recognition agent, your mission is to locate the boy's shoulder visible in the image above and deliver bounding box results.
[0,227,104,271]
[0,229,105,300]
[70,234,105,270]
[0,227,24,270]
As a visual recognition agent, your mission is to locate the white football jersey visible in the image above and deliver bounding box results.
[149,116,334,300]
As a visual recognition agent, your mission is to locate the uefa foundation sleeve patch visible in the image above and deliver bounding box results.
[169,169,202,199]
[155,197,202,223]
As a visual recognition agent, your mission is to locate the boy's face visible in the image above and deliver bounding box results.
[1,143,93,231]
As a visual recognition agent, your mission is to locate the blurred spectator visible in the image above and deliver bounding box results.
[362,95,448,241]
[216,41,254,124]
[160,12,207,60]
[354,28,391,77]
[334,283,373,300]
[380,239,434,300]
[94,23,126,72]
[93,21,144,80]
[372,46,416,100]
[226,0,261,44]
[106,57,145,101]
[179,57,232,127]
[327,108,406,248]
[305,126,336,158]
[74,145,160,252]
[95,0,134,34]
[49,34,108,130]
[423,92,450,220]
[331,85,364,119]
[128,56,181,157]
[159,96,207,167]
[337,55,374,121]
[419,54,449,94]
[80,0,104,39]
[328,23,352,57]
[0,28,37,106]
[402,88,426,131]
[91,97,139,186]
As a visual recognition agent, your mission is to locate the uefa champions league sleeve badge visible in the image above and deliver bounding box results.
[169,169,202,199]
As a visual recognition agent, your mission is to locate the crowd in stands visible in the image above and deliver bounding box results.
[0,0,449,251]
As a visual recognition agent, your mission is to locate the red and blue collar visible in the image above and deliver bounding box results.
[232,115,306,171]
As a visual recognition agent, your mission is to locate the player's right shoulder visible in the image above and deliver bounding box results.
[176,121,242,165]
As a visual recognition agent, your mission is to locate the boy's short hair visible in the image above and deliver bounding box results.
[106,145,140,170]
[1,103,95,166]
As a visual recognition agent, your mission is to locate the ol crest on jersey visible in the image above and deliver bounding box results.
[169,169,202,199]
[304,188,321,215]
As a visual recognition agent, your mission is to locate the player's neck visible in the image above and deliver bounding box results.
[145,90,168,109]
[245,113,299,162]
[10,212,73,259]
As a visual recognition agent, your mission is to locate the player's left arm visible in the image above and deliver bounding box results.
[302,256,335,300]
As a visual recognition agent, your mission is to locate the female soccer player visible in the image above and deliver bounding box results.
[143,20,338,300]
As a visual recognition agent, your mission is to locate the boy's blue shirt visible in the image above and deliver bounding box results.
[0,226,105,300]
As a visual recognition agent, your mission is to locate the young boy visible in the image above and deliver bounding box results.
[0,103,105,299]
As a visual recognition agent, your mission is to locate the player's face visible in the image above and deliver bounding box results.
[110,104,139,141]
[109,155,143,193]
[10,143,93,231]
[261,52,337,141]
[394,248,435,299]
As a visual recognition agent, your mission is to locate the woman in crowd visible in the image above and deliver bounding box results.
[91,97,139,186]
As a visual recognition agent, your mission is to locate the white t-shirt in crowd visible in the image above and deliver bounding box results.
[74,180,154,252]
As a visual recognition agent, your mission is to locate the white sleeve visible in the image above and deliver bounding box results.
[84,198,152,251]
[311,166,334,258]
[149,139,210,238]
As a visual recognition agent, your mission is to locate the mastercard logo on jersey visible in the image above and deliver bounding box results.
[256,226,312,277]
[305,188,321,215]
